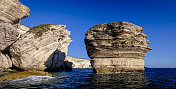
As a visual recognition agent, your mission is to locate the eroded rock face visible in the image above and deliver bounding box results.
[0,52,12,69]
[0,23,18,69]
[65,56,91,68]
[0,0,73,71]
[85,21,151,73]
[16,24,30,35]
[10,24,72,71]
[0,0,30,24]
[0,23,19,51]
[0,0,29,70]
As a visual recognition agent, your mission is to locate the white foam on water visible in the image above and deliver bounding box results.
[97,72,121,74]
[10,76,54,82]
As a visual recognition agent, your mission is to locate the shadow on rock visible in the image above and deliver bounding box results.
[44,50,72,71]
[64,61,73,70]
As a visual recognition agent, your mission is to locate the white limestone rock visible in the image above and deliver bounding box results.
[0,0,30,24]
[10,24,72,71]
[0,23,19,51]
[0,52,12,69]
[65,56,91,68]
[17,24,30,35]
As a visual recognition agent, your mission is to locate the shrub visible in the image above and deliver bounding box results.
[27,24,56,37]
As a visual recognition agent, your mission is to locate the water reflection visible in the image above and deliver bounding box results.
[0,68,176,88]
[53,69,149,88]
[89,72,148,89]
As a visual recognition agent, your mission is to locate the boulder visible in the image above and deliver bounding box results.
[10,24,72,71]
[0,52,12,69]
[65,56,91,68]
[0,23,19,51]
[0,0,29,70]
[85,21,152,73]
[0,0,30,24]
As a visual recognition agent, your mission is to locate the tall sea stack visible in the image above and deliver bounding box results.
[85,21,151,73]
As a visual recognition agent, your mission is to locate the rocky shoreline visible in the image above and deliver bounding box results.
[0,0,90,72]
[0,0,151,75]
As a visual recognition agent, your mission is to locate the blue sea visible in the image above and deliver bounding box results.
[0,68,176,89]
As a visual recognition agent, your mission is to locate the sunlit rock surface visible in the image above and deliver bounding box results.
[0,52,12,69]
[10,24,72,71]
[0,0,30,24]
[0,0,30,70]
[17,24,30,35]
[65,56,91,68]
[85,21,151,73]
[0,0,73,71]
[0,23,19,69]
[0,23,19,51]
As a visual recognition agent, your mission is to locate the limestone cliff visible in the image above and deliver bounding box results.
[10,24,72,71]
[0,0,74,71]
[0,23,19,69]
[85,21,151,73]
[0,0,30,70]
[0,0,30,24]
[65,56,91,68]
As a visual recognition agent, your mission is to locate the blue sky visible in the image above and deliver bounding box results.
[20,0,176,68]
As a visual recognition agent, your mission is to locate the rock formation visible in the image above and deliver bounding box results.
[0,52,12,69]
[17,24,30,35]
[0,0,29,70]
[0,0,73,71]
[0,23,20,51]
[10,24,72,71]
[85,21,152,73]
[65,56,91,68]
[0,0,30,24]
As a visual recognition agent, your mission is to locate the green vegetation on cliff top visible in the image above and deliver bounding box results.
[27,24,56,37]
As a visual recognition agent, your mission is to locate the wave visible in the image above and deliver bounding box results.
[10,76,54,82]
[0,76,57,88]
